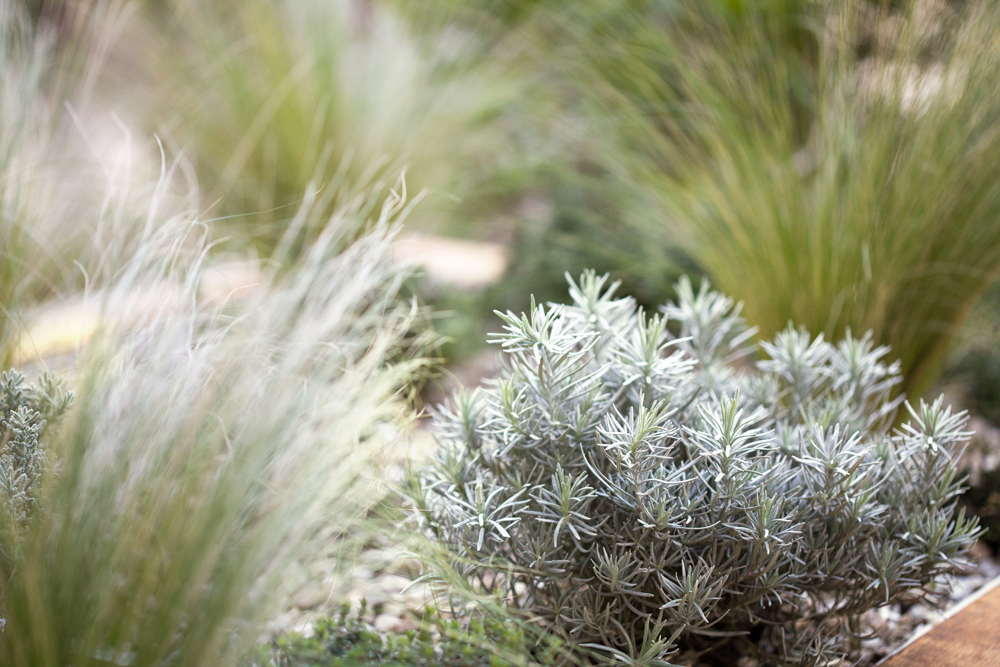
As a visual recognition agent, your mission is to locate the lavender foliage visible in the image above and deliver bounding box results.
[409,272,980,666]
[0,370,71,546]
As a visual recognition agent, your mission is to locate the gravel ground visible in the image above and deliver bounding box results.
[265,532,435,637]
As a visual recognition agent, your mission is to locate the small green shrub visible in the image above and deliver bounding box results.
[409,272,980,666]
[250,601,540,667]
[961,467,1000,553]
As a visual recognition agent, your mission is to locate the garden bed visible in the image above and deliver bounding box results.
[259,541,1000,667]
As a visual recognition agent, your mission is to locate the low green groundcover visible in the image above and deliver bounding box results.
[248,602,552,667]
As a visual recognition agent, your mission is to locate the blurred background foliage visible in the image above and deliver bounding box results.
[136,0,515,249]
[550,0,1000,401]
[9,0,1000,405]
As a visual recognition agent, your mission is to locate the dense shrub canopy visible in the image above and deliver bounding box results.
[409,272,980,666]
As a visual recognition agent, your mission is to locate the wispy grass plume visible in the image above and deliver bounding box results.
[0,166,423,666]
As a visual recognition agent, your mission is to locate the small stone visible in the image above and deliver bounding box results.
[377,574,415,593]
[350,566,374,582]
[877,604,901,623]
[310,560,337,577]
[292,588,324,611]
[907,604,934,623]
[267,611,297,634]
[361,589,389,607]
[365,534,391,550]
[970,539,993,563]
[396,616,421,632]
[949,574,984,601]
[374,615,403,633]
[385,557,423,578]
[860,608,885,634]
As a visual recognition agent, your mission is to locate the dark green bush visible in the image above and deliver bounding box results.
[961,467,1000,552]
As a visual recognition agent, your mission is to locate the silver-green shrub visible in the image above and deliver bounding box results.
[0,369,71,635]
[409,272,980,666]
[0,371,71,545]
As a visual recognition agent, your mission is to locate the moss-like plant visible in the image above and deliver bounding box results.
[409,272,980,666]
[248,601,546,667]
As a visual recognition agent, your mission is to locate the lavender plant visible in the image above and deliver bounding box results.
[0,370,71,544]
[0,369,71,633]
[409,272,980,666]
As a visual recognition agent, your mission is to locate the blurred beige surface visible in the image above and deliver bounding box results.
[16,235,504,366]
[394,233,507,289]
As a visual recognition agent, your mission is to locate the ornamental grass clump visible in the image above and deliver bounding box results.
[0,165,423,666]
[409,272,980,666]
[544,0,1000,399]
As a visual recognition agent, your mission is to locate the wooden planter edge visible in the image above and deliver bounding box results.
[875,573,1000,666]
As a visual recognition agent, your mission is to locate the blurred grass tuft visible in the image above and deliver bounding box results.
[0,166,424,665]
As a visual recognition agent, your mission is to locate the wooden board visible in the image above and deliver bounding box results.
[879,580,1000,667]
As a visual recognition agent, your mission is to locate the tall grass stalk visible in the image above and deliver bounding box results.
[0,162,423,666]
[555,0,1000,398]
